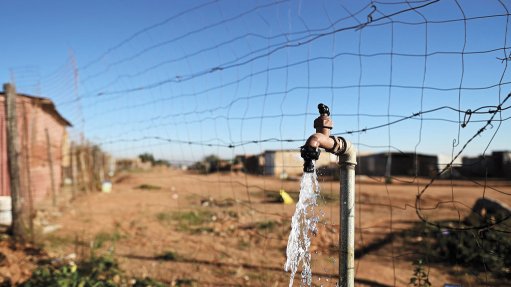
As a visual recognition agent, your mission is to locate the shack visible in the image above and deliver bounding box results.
[358,152,438,178]
[461,151,511,179]
[263,149,334,178]
[234,154,264,174]
[115,158,152,172]
[0,92,71,202]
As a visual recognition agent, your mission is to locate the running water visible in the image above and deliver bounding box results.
[284,171,320,287]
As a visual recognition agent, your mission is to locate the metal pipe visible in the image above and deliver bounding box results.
[338,141,357,287]
[300,103,357,286]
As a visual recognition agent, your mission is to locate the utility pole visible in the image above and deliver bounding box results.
[4,83,26,241]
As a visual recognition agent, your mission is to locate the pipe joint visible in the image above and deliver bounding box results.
[337,137,357,166]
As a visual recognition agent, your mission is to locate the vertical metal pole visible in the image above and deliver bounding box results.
[339,146,356,287]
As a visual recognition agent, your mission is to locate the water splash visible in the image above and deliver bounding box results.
[284,171,320,286]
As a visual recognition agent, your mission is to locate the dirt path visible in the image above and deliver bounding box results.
[40,169,511,286]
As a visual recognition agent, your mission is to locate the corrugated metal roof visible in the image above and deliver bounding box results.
[0,92,72,127]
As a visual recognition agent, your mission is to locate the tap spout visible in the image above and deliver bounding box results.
[301,103,347,172]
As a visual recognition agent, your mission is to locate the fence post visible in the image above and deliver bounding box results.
[21,101,35,242]
[88,145,95,191]
[4,83,26,241]
[78,146,88,192]
[45,128,57,207]
[70,142,76,199]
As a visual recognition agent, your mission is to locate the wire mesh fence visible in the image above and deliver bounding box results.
[3,0,511,286]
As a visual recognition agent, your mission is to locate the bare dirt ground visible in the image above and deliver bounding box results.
[39,168,511,286]
[0,239,47,286]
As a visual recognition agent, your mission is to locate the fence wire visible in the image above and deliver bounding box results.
[9,0,511,286]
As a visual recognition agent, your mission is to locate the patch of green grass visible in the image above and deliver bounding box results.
[156,210,214,225]
[175,278,197,286]
[22,252,166,287]
[156,212,173,223]
[43,234,73,249]
[136,184,161,190]
[227,210,238,218]
[156,210,215,231]
[174,210,213,225]
[256,220,277,231]
[247,270,270,282]
[237,240,250,250]
[93,230,124,249]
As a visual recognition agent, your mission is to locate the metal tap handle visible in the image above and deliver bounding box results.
[318,103,330,116]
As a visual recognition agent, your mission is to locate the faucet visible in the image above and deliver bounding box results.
[299,103,358,287]
[300,103,351,172]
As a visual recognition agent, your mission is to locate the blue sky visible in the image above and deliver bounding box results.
[1,0,510,164]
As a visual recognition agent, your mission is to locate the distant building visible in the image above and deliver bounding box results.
[115,158,151,171]
[357,152,438,177]
[263,149,334,178]
[437,154,463,170]
[234,154,264,174]
[0,92,72,202]
[493,151,511,178]
[461,151,511,179]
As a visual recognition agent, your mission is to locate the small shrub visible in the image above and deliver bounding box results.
[21,253,166,287]
[405,214,511,280]
[409,259,431,287]
[22,254,121,287]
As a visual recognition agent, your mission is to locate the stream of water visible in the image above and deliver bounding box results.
[284,171,320,287]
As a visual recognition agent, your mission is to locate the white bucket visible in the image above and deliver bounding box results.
[0,210,12,226]
[102,181,112,193]
[0,196,12,211]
